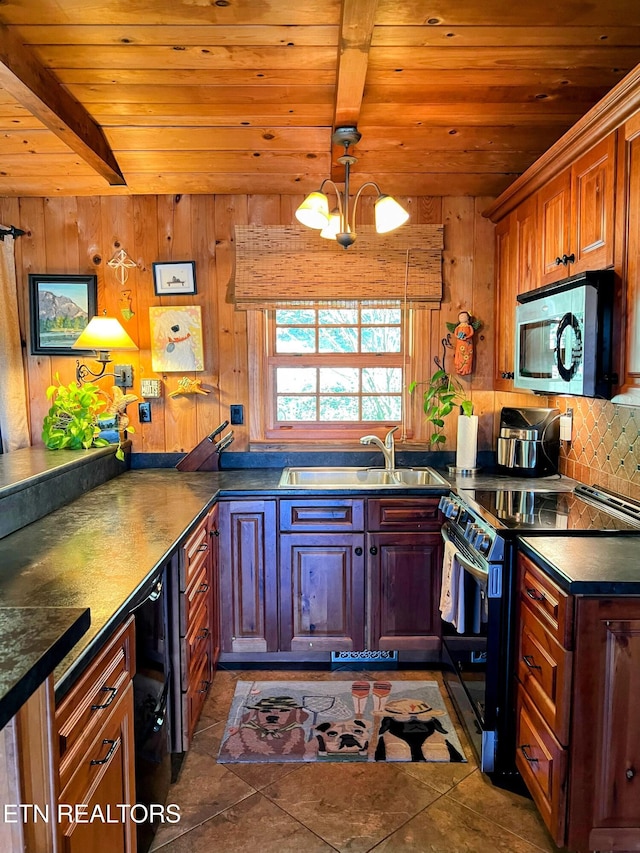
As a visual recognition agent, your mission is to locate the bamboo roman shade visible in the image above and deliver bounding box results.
[232,225,443,309]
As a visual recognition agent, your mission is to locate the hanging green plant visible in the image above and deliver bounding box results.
[42,377,110,451]
[42,377,135,461]
[409,368,473,445]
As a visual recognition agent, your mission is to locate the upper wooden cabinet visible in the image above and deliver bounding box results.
[539,135,616,286]
[619,111,640,396]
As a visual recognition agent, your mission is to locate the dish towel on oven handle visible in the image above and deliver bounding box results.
[439,540,466,632]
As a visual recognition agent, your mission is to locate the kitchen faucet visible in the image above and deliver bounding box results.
[359,426,398,471]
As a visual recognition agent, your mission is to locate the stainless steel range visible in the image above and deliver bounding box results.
[438,485,640,785]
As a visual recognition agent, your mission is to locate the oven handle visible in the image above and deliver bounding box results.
[441,524,490,584]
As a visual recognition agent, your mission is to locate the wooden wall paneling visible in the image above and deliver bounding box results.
[43,197,81,388]
[133,195,165,452]
[472,197,496,450]
[99,196,142,435]
[155,194,200,453]
[279,194,306,227]
[408,196,441,445]
[472,196,496,391]
[191,193,221,439]
[214,195,249,450]
[16,198,49,444]
[440,197,476,447]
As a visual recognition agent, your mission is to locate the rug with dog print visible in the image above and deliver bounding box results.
[217,680,466,763]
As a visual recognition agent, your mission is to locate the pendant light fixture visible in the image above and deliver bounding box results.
[295,127,410,249]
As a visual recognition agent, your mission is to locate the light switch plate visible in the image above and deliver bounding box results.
[141,379,162,398]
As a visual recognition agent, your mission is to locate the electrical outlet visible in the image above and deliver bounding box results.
[230,404,244,425]
[138,402,152,423]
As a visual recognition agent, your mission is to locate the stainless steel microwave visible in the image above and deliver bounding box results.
[514,270,615,398]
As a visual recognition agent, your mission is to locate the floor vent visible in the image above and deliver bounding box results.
[331,650,398,668]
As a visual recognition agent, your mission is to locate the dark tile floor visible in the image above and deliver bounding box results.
[150,668,564,853]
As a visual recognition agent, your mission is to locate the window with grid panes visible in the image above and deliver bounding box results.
[265,305,405,438]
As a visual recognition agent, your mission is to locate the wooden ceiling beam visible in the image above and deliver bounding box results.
[333,0,378,128]
[0,23,125,185]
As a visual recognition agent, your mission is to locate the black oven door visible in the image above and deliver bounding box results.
[440,523,518,782]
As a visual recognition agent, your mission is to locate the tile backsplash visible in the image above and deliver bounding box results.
[552,396,640,501]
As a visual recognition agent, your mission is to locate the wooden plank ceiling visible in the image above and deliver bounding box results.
[0,0,639,197]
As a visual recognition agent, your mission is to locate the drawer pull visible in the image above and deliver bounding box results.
[354,547,363,556]
[196,627,210,641]
[90,738,119,766]
[526,587,545,602]
[519,744,538,764]
[210,528,220,537]
[522,655,541,671]
[626,768,636,780]
[197,543,209,552]
[197,680,211,694]
[91,685,118,711]
[197,582,210,594]
[369,546,378,556]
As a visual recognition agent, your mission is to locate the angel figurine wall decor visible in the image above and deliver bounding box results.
[446,311,481,376]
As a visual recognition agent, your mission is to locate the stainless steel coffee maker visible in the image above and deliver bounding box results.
[496,406,560,477]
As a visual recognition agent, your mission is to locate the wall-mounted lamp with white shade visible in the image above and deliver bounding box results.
[72,313,138,387]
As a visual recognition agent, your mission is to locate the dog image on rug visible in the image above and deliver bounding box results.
[220,696,309,760]
[217,680,466,764]
[304,718,371,760]
[372,697,465,763]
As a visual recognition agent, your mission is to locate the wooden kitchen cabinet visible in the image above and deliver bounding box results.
[516,552,640,852]
[279,498,365,651]
[539,135,616,286]
[56,617,136,853]
[178,508,218,747]
[367,498,442,651]
[217,499,278,654]
[618,111,640,396]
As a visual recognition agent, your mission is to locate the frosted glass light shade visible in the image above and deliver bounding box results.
[320,208,341,240]
[374,194,410,234]
[295,191,330,230]
[72,316,138,351]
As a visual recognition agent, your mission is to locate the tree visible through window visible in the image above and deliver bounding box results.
[270,305,404,429]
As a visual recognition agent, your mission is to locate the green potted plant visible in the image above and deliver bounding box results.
[409,367,473,445]
[42,377,134,461]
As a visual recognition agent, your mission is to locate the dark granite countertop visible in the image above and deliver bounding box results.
[0,607,90,730]
[0,445,120,499]
[519,536,640,594]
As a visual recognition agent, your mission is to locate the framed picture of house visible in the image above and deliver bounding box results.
[28,273,97,355]
[152,261,197,295]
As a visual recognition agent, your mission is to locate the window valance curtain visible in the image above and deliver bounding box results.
[232,224,443,310]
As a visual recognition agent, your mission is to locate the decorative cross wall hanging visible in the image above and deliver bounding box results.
[107,248,137,285]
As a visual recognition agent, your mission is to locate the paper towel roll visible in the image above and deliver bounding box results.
[456,414,478,470]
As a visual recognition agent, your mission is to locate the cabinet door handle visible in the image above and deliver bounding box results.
[525,587,545,602]
[369,546,378,555]
[519,744,538,764]
[562,253,575,265]
[197,680,211,694]
[197,581,210,594]
[197,543,209,552]
[91,685,118,710]
[555,256,564,266]
[210,528,220,537]
[197,627,210,641]
[91,738,119,766]
[522,654,541,670]
[354,547,363,556]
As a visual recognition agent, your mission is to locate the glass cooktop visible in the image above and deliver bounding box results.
[462,489,640,533]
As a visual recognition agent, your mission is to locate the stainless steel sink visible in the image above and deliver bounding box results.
[278,466,448,489]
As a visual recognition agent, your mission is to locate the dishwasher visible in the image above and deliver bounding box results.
[130,552,181,853]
